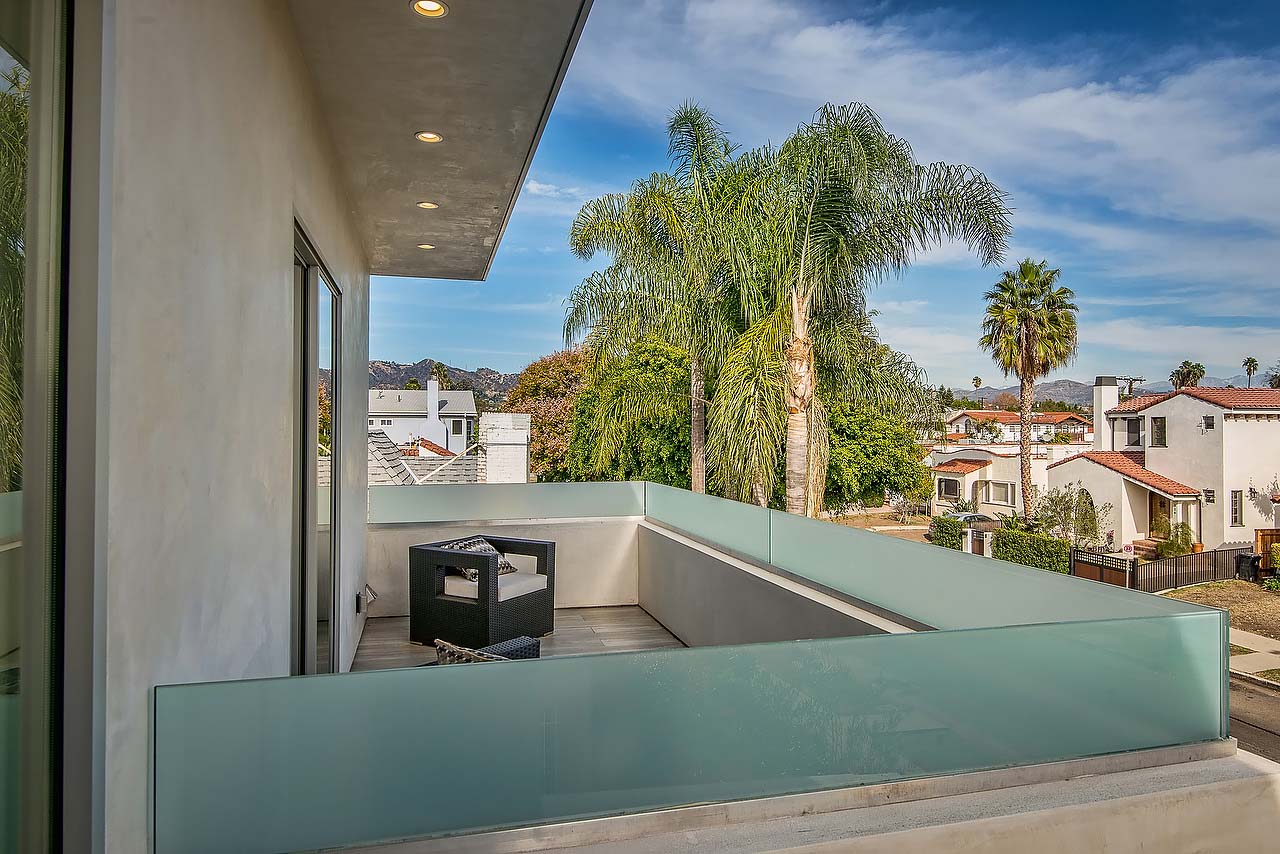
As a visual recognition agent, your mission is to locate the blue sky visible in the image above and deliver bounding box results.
[370,0,1280,387]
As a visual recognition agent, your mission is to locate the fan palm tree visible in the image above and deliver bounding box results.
[565,104,740,493]
[972,376,982,391]
[1243,356,1259,387]
[0,68,28,492]
[979,259,1078,517]
[713,104,1011,515]
[1169,360,1206,390]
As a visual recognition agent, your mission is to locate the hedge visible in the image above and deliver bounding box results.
[928,516,964,550]
[991,529,1070,573]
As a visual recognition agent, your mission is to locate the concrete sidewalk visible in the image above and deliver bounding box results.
[1229,628,1280,677]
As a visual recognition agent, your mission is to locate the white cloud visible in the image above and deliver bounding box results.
[563,0,1280,294]
[524,179,586,199]
[1079,319,1277,375]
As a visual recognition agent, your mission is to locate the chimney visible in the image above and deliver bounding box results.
[426,377,441,423]
[1093,376,1118,451]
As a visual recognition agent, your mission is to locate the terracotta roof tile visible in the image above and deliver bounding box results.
[931,458,993,474]
[950,410,1091,426]
[1108,387,1280,414]
[417,437,455,457]
[1047,450,1199,496]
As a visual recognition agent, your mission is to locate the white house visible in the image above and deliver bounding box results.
[1047,377,1280,553]
[948,409,1093,444]
[929,447,1048,517]
[367,379,478,454]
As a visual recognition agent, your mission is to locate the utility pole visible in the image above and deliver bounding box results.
[1115,375,1145,398]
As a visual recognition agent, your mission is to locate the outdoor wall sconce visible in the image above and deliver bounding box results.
[356,584,379,614]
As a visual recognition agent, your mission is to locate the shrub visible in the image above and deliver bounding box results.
[1154,522,1195,559]
[991,529,1070,573]
[1271,543,1280,574]
[1263,576,1280,593]
[929,516,964,550]
[1150,512,1171,540]
[950,497,978,514]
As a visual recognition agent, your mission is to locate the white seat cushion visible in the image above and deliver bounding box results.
[443,571,548,601]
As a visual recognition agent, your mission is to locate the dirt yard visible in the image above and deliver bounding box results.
[1164,580,1280,642]
[830,512,931,544]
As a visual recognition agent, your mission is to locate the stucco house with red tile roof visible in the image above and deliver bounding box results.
[1046,377,1280,552]
[947,409,1093,443]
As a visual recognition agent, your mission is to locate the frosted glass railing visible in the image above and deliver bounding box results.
[153,611,1226,854]
[369,481,645,523]
[645,482,770,563]
[766,510,1203,630]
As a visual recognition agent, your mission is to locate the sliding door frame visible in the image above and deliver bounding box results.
[294,225,341,675]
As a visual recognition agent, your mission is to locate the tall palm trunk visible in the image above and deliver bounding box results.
[690,357,706,493]
[784,310,816,516]
[1019,373,1035,518]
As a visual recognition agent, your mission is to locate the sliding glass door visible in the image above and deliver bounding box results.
[296,235,341,674]
[1,1,66,849]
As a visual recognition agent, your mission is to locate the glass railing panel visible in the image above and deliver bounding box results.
[643,482,770,563]
[153,611,1224,854]
[368,481,646,524]
[767,509,1207,630]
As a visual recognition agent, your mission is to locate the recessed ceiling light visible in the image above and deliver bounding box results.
[411,1,448,18]
[415,131,443,144]
[417,243,436,250]
[416,201,439,209]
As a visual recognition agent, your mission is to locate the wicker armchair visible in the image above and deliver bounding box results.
[409,536,555,648]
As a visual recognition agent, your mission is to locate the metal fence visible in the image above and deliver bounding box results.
[1136,546,1251,593]
[1070,546,1251,593]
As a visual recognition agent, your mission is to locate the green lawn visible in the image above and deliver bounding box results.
[1255,669,1280,683]
[1230,644,1255,656]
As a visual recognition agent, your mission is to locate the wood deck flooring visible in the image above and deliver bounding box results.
[350,606,684,671]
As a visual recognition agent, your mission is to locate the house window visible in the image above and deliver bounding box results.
[1230,490,1243,526]
[368,419,374,427]
[1204,489,1215,504]
[1203,415,1215,430]
[985,481,1016,506]
[1125,418,1142,447]
[1150,417,1166,447]
[451,419,463,436]
[380,419,392,426]
[937,478,961,500]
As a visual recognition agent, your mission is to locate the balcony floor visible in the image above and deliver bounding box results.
[351,607,684,671]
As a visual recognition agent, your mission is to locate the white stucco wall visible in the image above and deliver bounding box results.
[1140,396,1224,546]
[102,2,368,850]
[1225,415,1280,546]
[1047,458,1137,547]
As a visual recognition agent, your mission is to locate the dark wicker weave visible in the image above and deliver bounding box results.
[429,635,541,666]
[409,536,555,649]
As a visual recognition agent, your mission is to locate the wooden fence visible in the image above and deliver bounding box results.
[1070,546,1252,593]
[1257,529,1280,570]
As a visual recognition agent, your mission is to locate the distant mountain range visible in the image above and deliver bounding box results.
[952,375,1259,407]
[368,359,518,407]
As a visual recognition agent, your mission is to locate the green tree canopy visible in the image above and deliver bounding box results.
[566,338,692,487]
[824,404,931,509]
[503,349,587,481]
[404,377,421,390]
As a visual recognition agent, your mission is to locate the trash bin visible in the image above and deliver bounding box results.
[1236,552,1262,582]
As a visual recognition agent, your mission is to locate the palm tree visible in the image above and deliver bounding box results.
[1267,361,1280,390]
[0,68,28,492]
[713,104,1011,515]
[1169,360,1206,390]
[1243,356,1259,387]
[566,104,739,493]
[979,259,1078,518]
[972,376,982,391]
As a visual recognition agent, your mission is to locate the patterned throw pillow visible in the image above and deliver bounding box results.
[439,537,517,582]
[434,639,508,665]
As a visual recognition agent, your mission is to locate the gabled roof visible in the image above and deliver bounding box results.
[1048,450,1199,497]
[932,458,993,475]
[949,410,1091,427]
[368,388,478,416]
[1108,387,1280,415]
